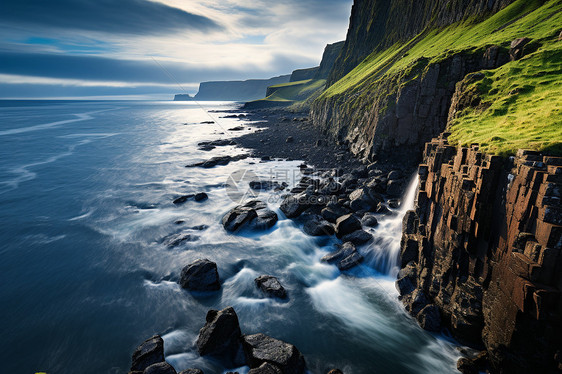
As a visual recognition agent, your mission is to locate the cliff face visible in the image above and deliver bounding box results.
[194,75,290,101]
[398,134,562,372]
[315,41,344,80]
[327,0,514,85]
[290,67,319,82]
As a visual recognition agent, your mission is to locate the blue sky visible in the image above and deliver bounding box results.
[0,0,352,99]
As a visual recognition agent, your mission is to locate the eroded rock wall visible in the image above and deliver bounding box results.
[398,134,562,372]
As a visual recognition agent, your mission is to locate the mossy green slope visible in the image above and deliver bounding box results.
[245,79,326,109]
[316,0,562,156]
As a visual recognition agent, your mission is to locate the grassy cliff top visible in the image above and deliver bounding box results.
[318,0,562,156]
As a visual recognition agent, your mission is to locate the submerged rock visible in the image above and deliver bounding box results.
[255,275,287,299]
[242,333,307,374]
[173,194,195,204]
[322,242,364,271]
[196,307,245,367]
[179,259,220,292]
[164,232,199,247]
[131,335,165,372]
[194,192,208,202]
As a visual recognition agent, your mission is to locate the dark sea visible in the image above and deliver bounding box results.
[0,100,461,374]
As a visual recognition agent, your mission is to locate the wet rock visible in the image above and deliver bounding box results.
[196,307,245,367]
[457,357,478,374]
[173,194,195,204]
[194,193,208,202]
[327,370,343,374]
[164,232,199,247]
[186,155,248,168]
[318,179,342,195]
[338,251,364,270]
[131,335,165,372]
[255,275,287,299]
[223,200,277,232]
[361,213,378,227]
[286,136,294,143]
[229,126,245,131]
[349,187,381,212]
[248,362,282,374]
[179,259,220,292]
[387,170,402,180]
[388,199,400,209]
[341,230,372,245]
[190,225,209,231]
[321,204,348,223]
[386,180,402,196]
[335,214,362,238]
[280,193,310,218]
[144,362,177,374]
[178,370,204,374]
[416,304,441,332]
[242,333,307,374]
[302,214,334,236]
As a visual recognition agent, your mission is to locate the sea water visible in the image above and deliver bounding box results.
[0,100,461,374]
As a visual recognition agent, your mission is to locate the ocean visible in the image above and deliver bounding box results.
[0,100,461,374]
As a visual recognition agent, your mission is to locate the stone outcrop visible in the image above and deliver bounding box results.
[131,335,165,372]
[222,200,278,232]
[196,307,245,367]
[242,333,307,374]
[313,46,511,162]
[255,275,288,299]
[398,134,562,373]
[179,259,221,292]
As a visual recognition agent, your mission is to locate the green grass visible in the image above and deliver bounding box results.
[316,0,562,155]
[250,79,326,103]
[448,43,562,156]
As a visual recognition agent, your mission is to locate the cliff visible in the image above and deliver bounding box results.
[327,0,514,85]
[312,0,561,163]
[290,67,319,82]
[194,75,290,101]
[398,135,562,372]
[315,41,344,80]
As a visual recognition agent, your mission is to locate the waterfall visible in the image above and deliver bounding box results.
[363,174,419,276]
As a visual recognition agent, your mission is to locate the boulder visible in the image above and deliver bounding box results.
[509,37,531,61]
[242,333,307,374]
[386,180,402,196]
[131,335,165,372]
[349,187,381,212]
[255,275,287,299]
[194,193,208,202]
[223,200,277,232]
[335,214,362,238]
[280,193,310,218]
[196,307,245,367]
[178,370,204,374]
[322,242,356,264]
[416,304,441,332]
[302,215,334,236]
[179,259,220,292]
[341,230,372,245]
[248,362,282,374]
[338,251,364,271]
[361,213,378,227]
[144,362,177,374]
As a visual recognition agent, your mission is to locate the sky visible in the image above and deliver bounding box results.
[0,0,353,99]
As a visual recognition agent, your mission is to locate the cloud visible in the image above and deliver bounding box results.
[0,0,220,35]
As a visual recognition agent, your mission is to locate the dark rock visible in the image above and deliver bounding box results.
[165,233,199,247]
[321,205,348,223]
[194,193,208,202]
[361,213,378,227]
[327,370,343,374]
[178,370,204,374]
[144,362,177,374]
[457,357,478,374]
[179,259,220,292]
[242,333,307,374]
[335,214,362,238]
[302,215,334,236]
[255,275,287,299]
[387,170,402,180]
[509,37,531,61]
[349,187,381,211]
[173,194,195,204]
[131,335,165,372]
[190,225,209,231]
[248,362,282,374]
[280,193,310,218]
[223,200,277,232]
[417,304,441,332]
[322,242,356,264]
[376,203,391,215]
[229,126,245,131]
[196,307,245,367]
[388,199,400,209]
[402,210,418,234]
[341,230,373,245]
[386,180,402,196]
[286,136,294,143]
[250,180,282,191]
[351,166,368,178]
[396,274,415,295]
[338,251,364,270]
